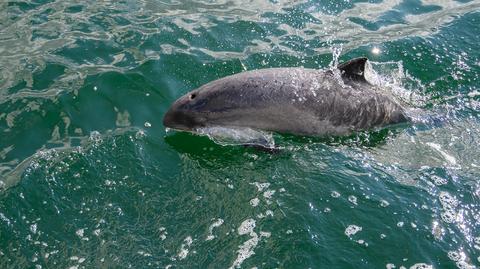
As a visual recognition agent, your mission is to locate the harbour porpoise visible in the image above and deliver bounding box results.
[163,57,408,137]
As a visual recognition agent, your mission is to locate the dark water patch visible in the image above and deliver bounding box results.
[64,4,82,14]
[32,63,66,90]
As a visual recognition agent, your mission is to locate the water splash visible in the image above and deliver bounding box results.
[329,44,343,69]
[364,60,427,107]
[195,126,275,148]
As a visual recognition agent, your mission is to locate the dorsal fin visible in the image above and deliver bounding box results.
[337,57,368,83]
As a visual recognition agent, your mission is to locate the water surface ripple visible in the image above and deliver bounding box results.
[0,0,479,268]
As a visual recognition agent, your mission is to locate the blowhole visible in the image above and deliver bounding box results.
[190,93,197,100]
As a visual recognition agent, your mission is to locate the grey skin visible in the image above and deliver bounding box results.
[163,57,408,136]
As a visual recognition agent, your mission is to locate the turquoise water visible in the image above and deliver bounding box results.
[1,0,480,268]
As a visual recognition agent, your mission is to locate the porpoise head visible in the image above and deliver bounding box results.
[163,90,207,131]
[163,79,244,131]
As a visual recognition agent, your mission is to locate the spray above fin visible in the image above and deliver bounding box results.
[338,57,369,83]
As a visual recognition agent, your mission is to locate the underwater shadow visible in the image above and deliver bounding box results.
[277,123,409,149]
[164,123,409,162]
[164,131,288,167]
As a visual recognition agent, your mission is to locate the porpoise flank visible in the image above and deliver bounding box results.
[163,57,408,137]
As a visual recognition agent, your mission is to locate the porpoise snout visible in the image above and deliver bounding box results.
[162,108,177,129]
[163,102,205,131]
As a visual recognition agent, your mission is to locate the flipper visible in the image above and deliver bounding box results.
[338,57,369,83]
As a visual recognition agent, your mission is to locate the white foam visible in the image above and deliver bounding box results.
[0,213,11,226]
[431,175,448,186]
[229,233,259,269]
[238,219,256,235]
[257,210,274,219]
[438,191,459,224]
[76,228,85,238]
[467,90,480,97]
[263,190,275,200]
[159,226,167,239]
[426,142,457,166]
[178,236,193,260]
[431,220,444,240]
[331,191,340,198]
[447,250,476,268]
[206,219,224,241]
[249,198,260,207]
[137,251,152,257]
[441,210,457,223]
[439,192,458,210]
[380,200,390,207]
[357,239,368,246]
[455,261,476,269]
[386,263,396,269]
[230,218,259,269]
[345,225,362,236]
[30,224,37,234]
[259,231,271,238]
[409,263,433,269]
[251,182,270,192]
[348,195,358,205]
[448,251,464,262]
[89,131,102,143]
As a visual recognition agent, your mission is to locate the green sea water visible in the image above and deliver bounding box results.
[1,0,480,268]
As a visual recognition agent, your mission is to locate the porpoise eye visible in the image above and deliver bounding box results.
[190,93,197,100]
